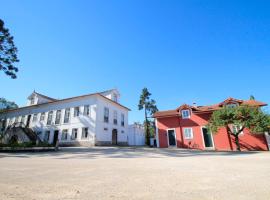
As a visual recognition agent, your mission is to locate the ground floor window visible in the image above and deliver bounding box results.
[61,129,68,140]
[71,128,78,140]
[81,127,88,139]
[183,128,193,139]
[44,131,50,142]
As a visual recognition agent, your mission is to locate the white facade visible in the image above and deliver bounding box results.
[0,89,129,146]
[128,123,145,146]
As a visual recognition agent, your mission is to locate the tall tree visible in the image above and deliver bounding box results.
[208,105,270,151]
[0,98,18,112]
[0,19,19,79]
[138,88,158,145]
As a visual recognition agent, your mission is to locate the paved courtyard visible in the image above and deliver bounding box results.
[0,147,269,200]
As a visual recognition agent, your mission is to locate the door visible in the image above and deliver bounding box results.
[167,129,176,146]
[202,127,214,148]
[112,129,118,145]
[53,130,59,146]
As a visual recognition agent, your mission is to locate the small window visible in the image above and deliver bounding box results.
[71,128,78,140]
[55,110,62,125]
[30,97,35,105]
[121,114,125,127]
[184,128,193,139]
[40,113,45,122]
[113,111,118,125]
[32,114,38,122]
[74,107,80,117]
[182,110,190,119]
[104,127,108,131]
[43,130,50,142]
[226,104,237,109]
[232,125,244,135]
[104,107,109,123]
[81,127,89,139]
[113,94,118,102]
[83,105,90,116]
[64,108,70,123]
[61,129,68,140]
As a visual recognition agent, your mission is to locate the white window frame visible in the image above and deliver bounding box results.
[121,113,125,127]
[183,127,193,139]
[226,104,238,109]
[81,127,89,139]
[166,128,177,147]
[83,105,90,116]
[40,112,45,122]
[61,129,68,141]
[113,110,118,125]
[71,128,78,140]
[74,107,80,117]
[200,126,215,149]
[181,109,191,119]
[64,108,70,123]
[32,114,38,123]
[104,107,109,123]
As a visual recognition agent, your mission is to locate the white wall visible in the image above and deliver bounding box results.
[128,124,145,146]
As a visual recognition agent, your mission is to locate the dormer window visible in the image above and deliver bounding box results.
[181,110,190,119]
[30,97,35,105]
[226,104,237,109]
[112,94,118,102]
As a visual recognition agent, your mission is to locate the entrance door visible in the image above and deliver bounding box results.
[53,130,59,146]
[202,127,214,148]
[112,129,118,145]
[167,129,176,146]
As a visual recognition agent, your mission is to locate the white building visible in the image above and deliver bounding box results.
[0,89,130,146]
[128,123,145,146]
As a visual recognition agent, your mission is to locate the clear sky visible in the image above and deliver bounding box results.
[1,0,270,123]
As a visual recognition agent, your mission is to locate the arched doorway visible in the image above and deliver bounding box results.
[112,129,118,145]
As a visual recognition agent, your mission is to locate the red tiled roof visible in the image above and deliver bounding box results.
[153,97,268,118]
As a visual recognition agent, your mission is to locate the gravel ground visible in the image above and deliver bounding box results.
[0,147,269,200]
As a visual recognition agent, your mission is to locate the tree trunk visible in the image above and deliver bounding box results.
[235,135,241,151]
[144,107,149,146]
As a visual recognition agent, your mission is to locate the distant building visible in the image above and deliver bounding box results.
[154,97,270,151]
[0,89,130,146]
[128,123,145,146]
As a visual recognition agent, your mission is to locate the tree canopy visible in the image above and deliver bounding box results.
[0,98,18,112]
[208,105,270,151]
[0,19,19,79]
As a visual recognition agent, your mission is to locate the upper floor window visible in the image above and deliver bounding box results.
[74,107,80,117]
[40,112,45,122]
[81,127,89,139]
[47,111,53,125]
[83,105,90,116]
[226,104,237,109]
[55,110,62,125]
[104,107,109,123]
[183,128,193,139]
[30,97,35,105]
[21,116,25,124]
[121,114,125,127]
[182,110,190,119]
[61,129,68,140]
[113,111,118,125]
[64,108,70,123]
[32,114,38,122]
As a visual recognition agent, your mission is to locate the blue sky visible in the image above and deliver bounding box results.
[1,0,270,123]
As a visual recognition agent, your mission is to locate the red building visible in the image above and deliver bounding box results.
[153,98,269,151]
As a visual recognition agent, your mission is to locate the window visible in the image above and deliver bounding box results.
[81,127,88,139]
[47,111,53,125]
[30,97,35,105]
[15,117,19,123]
[232,125,244,135]
[226,104,237,109]
[61,129,68,140]
[113,111,118,125]
[113,94,118,102]
[121,114,125,127]
[40,112,45,122]
[104,107,109,123]
[55,110,62,125]
[74,107,80,117]
[182,110,190,119]
[32,114,38,122]
[44,131,50,142]
[21,116,25,124]
[71,128,78,140]
[83,105,90,116]
[37,131,42,140]
[64,108,70,123]
[9,118,13,126]
[184,128,193,139]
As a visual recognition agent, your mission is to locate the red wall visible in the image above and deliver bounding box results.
[157,112,269,151]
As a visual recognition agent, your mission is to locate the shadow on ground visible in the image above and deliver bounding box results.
[0,146,265,159]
